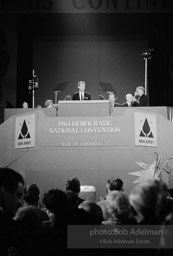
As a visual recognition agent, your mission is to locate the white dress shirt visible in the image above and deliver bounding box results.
[80,92,84,100]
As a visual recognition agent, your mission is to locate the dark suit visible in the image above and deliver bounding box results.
[133,94,149,106]
[72,92,91,100]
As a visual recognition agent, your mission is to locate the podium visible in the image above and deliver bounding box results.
[57,100,110,116]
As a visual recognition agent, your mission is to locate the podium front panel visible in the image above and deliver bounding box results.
[57,100,110,117]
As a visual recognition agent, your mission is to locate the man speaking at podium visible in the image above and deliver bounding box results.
[72,81,91,100]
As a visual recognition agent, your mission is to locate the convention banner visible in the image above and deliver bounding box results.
[1,0,173,13]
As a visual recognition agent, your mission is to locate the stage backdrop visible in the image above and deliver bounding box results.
[33,34,146,106]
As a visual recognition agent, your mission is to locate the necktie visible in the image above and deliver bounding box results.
[81,93,84,100]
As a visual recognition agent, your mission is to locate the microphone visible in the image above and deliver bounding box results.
[141,48,154,57]
[54,91,61,93]
[106,91,113,94]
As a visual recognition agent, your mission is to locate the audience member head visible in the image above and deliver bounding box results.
[14,205,42,228]
[42,189,68,217]
[77,81,86,92]
[44,99,53,108]
[0,168,24,218]
[129,179,165,224]
[22,101,28,109]
[106,177,124,194]
[14,205,43,256]
[159,213,173,249]
[148,179,172,222]
[78,201,104,224]
[66,177,81,194]
[106,191,132,222]
[24,184,40,207]
[64,95,72,101]
[65,190,79,208]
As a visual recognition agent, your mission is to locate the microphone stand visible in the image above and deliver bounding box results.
[141,49,154,103]
[107,91,115,115]
[28,69,39,108]
[54,91,60,104]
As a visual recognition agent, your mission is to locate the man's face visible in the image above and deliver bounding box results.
[136,88,143,96]
[2,182,24,218]
[126,95,132,102]
[23,103,28,109]
[78,82,85,92]
[48,102,53,108]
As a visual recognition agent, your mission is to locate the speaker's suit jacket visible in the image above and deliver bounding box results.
[72,92,91,100]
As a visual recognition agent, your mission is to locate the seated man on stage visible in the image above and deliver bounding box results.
[121,94,133,107]
[64,95,72,101]
[98,95,105,100]
[45,99,53,108]
[72,81,91,100]
[22,101,29,109]
[132,86,149,106]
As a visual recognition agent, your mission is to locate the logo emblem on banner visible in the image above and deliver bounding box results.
[135,112,157,147]
[15,114,35,149]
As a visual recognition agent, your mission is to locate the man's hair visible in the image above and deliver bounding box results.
[0,167,24,192]
[129,179,166,222]
[22,101,28,106]
[79,201,104,224]
[24,184,40,206]
[136,86,145,92]
[106,177,123,192]
[42,189,68,215]
[44,99,53,107]
[107,191,131,219]
[126,94,133,98]
[77,81,85,86]
[66,177,81,194]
